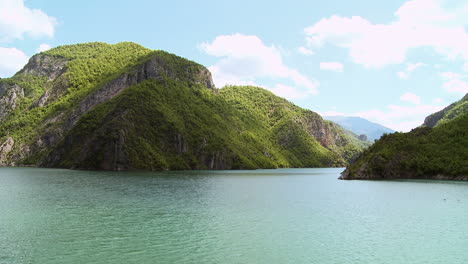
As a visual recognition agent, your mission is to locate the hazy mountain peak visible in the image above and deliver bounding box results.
[324,116,395,141]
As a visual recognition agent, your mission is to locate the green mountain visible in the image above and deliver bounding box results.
[341,93,468,181]
[423,94,468,127]
[324,116,395,141]
[0,42,369,170]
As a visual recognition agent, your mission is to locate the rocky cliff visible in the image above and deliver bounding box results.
[0,42,369,170]
[423,93,467,127]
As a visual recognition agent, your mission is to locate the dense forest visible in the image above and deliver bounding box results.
[342,94,468,180]
[0,42,369,170]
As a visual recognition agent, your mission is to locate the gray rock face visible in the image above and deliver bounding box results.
[18,54,68,81]
[38,54,217,170]
[0,80,5,96]
[0,84,24,121]
[302,114,346,149]
[197,67,216,91]
[423,93,467,127]
[66,55,216,129]
[423,111,446,128]
[27,55,70,108]
[0,137,14,165]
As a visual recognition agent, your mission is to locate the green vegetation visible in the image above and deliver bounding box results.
[423,94,468,127]
[220,86,370,164]
[0,42,152,147]
[344,106,468,180]
[0,42,369,170]
[51,83,366,170]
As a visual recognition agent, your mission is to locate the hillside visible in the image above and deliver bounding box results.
[341,94,468,180]
[0,42,369,170]
[324,116,395,141]
[423,94,468,127]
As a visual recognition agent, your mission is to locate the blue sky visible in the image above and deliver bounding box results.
[1,0,467,131]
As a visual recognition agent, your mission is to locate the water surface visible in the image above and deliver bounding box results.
[1,167,467,263]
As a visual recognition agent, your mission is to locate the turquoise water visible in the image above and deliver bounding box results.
[0,167,467,264]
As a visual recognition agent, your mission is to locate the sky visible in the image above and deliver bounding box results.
[0,0,467,131]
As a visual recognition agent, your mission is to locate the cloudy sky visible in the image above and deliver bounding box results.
[1,0,467,131]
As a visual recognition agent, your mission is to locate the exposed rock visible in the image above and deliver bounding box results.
[301,114,346,149]
[0,84,24,121]
[18,54,68,81]
[358,134,368,141]
[0,137,14,165]
[423,110,445,128]
[99,129,128,171]
[31,61,70,108]
[0,42,367,171]
[203,151,232,170]
[197,67,216,91]
[175,134,188,154]
[10,144,30,164]
[0,80,5,96]
[66,54,216,129]
[423,93,467,127]
[33,89,51,107]
[35,131,63,149]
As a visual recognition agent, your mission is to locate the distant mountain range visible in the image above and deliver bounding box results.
[324,116,395,141]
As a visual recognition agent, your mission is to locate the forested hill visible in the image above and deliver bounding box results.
[423,94,468,127]
[0,42,369,170]
[341,93,468,181]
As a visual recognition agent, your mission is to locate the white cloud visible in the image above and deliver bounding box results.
[440,71,468,94]
[397,62,426,79]
[0,0,57,42]
[269,84,313,100]
[406,62,425,72]
[304,0,468,67]
[36,43,51,53]
[355,104,444,132]
[397,71,409,79]
[319,62,344,72]
[0,47,28,77]
[442,79,468,93]
[298,46,314,55]
[400,92,421,104]
[440,71,460,80]
[433,97,444,103]
[200,33,319,95]
[463,62,468,72]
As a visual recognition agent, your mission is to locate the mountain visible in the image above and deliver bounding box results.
[0,42,369,170]
[340,93,468,181]
[324,116,395,141]
[423,94,468,127]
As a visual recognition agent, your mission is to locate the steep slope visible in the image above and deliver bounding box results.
[220,86,371,165]
[324,116,395,141]
[341,95,468,180]
[0,42,153,164]
[423,94,468,127]
[0,42,368,170]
